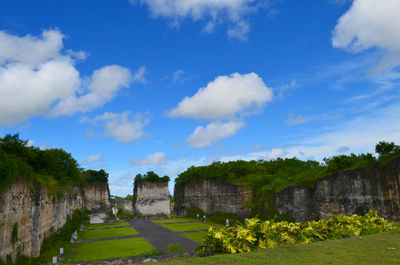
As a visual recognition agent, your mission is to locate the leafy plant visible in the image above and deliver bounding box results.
[166,243,185,255]
[141,248,165,258]
[198,211,400,255]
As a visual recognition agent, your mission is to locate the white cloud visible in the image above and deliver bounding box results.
[130,152,168,165]
[332,0,400,75]
[82,111,149,142]
[168,72,272,148]
[168,72,273,120]
[132,66,147,84]
[51,65,132,116]
[132,0,266,40]
[173,69,185,83]
[0,29,138,126]
[286,113,316,126]
[82,153,104,165]
[186,120,245,148]
[0,30,63,66]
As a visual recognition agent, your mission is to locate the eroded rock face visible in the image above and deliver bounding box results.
[112,198,134,214]
[173,180,251,219]
[85,182,111,224]
[276,157,400,222]
[133,182,170,216]
[0,182,84,260]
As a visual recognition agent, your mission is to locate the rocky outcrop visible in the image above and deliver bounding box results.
[85,182,111,224]
[276,157,400,222]
[112,198,134,214]
[0,181,84,261]
[133,182,170,216]
[173,180,251,219]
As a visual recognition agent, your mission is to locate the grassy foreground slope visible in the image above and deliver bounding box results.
[161,231,400,265]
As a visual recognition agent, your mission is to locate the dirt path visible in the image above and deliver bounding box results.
[129,219,200,253]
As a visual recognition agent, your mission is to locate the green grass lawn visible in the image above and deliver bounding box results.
[159,231,400,265]
[71,237,154,262]
[82,227,138,240]
[181,232,208,243]
[161,222,212,232]
[152,218,196,224]
[87,222,130,229]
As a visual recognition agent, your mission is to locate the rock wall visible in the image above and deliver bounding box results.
[0,181,84,261]
[133,182,170,216]
[276,157,400,222]
[112,198,134,214]
[85,182,111,224]
[173,180,251,219]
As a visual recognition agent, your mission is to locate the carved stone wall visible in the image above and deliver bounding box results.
[133,182,170,216]
[173,180,251,219]
[276,157,400,222]
[85,182,111,224]
[0,182,84,260]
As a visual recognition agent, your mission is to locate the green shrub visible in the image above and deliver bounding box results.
[198,210,400,255]
[187,206,204,219]
[208,212,238,226]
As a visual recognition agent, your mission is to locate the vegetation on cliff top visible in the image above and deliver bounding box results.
[175,141,400,193]
[175,141,400,219]
[0,134,108,196]
[134,171,170,185]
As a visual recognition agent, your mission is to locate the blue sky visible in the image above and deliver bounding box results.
[1,0,400,196]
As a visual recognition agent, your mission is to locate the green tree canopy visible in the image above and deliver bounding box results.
[134,171,170,185]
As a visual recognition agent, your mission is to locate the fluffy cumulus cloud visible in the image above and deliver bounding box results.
[131,0,265,40]
[82,111,149,142]
[186,120,245,148]
[130,152,168,166]
[0,29,143,126]
[168,72,272,120]
[82,153,104,165]
[51,65,132,116]
[169,72,272,148]
[332,0,400,75]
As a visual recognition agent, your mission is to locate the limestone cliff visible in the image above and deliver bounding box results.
[133,182,170,216]
[276,157,400,222]
[85,182,111,223]
[0,181,84,260]
[173,180,251,219]
[112,198,133,214]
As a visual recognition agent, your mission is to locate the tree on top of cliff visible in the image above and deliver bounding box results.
[83,169,109,183]
[134,171,169,185]
[375,141,400,164]
[0,133,85,196]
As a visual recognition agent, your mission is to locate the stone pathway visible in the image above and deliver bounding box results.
[129,219,200,253]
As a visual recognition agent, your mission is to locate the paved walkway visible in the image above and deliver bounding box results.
[129,219,200,253]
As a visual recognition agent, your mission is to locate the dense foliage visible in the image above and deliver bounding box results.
[0,134,87,196]
[177,141,399,219]
[134,171,170,185]
[198,211,400,255]
[176,142,400,193]
[83,169,109,183]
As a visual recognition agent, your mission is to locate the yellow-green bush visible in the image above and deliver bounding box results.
[198,210,400,255]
